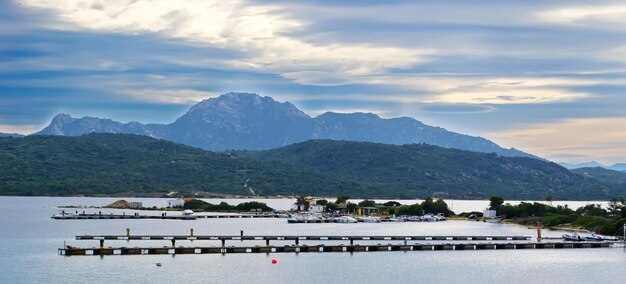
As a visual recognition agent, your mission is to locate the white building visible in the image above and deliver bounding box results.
[309,204,326,213]
[291,203,305,211]
[483,209,497,218]
[168,199,185,208]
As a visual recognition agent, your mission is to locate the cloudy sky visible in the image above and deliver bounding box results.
[2,0,626,164]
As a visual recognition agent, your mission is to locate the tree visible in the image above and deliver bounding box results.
[489,196,504,210]
[316,199,329,205]
[383,201,401,207]
[346,202,357,213]
[545,195,553,206]
[397,203,423,216]
[335,195,350,204]
[358,199,376,207]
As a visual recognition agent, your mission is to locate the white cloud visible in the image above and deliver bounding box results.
[0,123,42,135]
[490,117,626,164]
[430,88,587,105]
[119,89,218,104]
[537,4,626,26]
[21,0,431,78]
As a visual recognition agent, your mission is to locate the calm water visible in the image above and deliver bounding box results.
[0,196,624,284]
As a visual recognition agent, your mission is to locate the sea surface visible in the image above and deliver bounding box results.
[0,196,624,284]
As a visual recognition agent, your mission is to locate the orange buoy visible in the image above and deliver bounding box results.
[271,259,277,264]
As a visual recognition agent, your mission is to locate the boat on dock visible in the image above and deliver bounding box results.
[584,234,604,241]
[562,233,583,242]
[358,216,381,223]
[334,216,358,223]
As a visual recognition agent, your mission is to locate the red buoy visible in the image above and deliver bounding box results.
[271,259,277,264]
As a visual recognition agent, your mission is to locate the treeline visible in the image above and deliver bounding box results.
[488,196,626,236]
[182,199,273,212]
[305,196,453,216]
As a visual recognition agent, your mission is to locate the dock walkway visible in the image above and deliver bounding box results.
[59,241,612,256]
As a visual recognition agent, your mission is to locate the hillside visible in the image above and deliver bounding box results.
[0,133,23,138]
[240,140,625,200]
[2,134,623,199]
[571,167,626,185]
[35,92,536,158]
[0,134,358,197]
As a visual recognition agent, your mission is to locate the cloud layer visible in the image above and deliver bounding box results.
[3,0,626,163]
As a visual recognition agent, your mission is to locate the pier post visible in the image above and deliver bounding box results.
[221,238,226,248]
[171,240,176,249]
[266,238,270,247]
[99,239,104,249]
[190,228,194,237]
[295,239,299,246]
[241,230,244,242]
[350,238,354,246]
[126,228,130,237]
[536,221,542,241]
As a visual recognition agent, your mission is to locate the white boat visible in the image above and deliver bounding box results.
[562,233,582,241]
[405,216,421,222]
[584,234,604,241]
[287,213,327,223]
[334,216,358,223]
[486,216,502,223]
[182,209,194,216]
[360,216,381,223]
[421,214,438,222]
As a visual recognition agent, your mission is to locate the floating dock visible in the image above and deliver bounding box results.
[75,234,532,241]
[59,242,612,256]
[59,232,619,256]
[51,214,286,220]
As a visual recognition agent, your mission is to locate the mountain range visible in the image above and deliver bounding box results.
[0,133,23,138]
[570,167,626,185]
[34,92,536,158]
[559,161,626,172]
[1,133,623,199]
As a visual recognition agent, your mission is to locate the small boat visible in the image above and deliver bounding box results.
[405,216,421,222]
[486,216,503,223]
[584,234,604,241]
[360,216,381,223]
[421,214,438,222]
[562,233,582,242]
[182,209,194,216]
[334,216,358,223]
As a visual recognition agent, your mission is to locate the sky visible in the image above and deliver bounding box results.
[1,0,626,164]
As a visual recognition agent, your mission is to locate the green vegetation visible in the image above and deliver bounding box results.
[489,196,504,210]
[396,197,454,216]
[2,134,625,200]
[240,140,626,200]
[570,167,626,185]
[489,196,626,236]
[182,199,273,212]
[0,134,359,196]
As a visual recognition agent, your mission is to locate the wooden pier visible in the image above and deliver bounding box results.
[59,241,612,256]
[75,234,532,241]
[59,231,619,256]
[51,214,286,220]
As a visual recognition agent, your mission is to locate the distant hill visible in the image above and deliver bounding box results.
[560,161,626,172]
[559,161,605,169]
[240,140,625,200]
[35,92,537,158]
[2,134,622,199]
[0,133,23,138]
[0,134,358,197]
[570,167,626,185]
